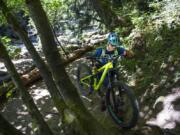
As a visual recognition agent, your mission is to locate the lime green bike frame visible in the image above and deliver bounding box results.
[80,61,114,91]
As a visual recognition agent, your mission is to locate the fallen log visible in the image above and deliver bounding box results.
[63,45,95,66]
[0,67,42,96]
[0,42,102,97]
[20,67,42,86]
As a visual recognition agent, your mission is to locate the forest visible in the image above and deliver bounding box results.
[0,0,180,135]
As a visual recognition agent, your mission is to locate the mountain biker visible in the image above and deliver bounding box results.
[92,32,133,83]
[90,32,133,111]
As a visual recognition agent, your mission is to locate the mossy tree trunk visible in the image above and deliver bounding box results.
[0,114,25,135]
[0,0,67,119]
[0,41,54,135]
[25,0,116,135]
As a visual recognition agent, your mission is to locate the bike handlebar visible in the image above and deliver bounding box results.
[86,55,120,62]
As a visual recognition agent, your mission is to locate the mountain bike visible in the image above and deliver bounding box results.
[77,56,139,129]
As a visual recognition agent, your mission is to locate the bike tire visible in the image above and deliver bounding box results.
[106,81,139,129]
[77,64,93,96]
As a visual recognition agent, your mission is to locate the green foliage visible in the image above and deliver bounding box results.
[130,10,148,29]
[4,0,27,15]
[42,0,63,23]
[0,0,28,27]
[1,37,21,58]
[149,1,163,11]
[0,12,7,25]
[6,90,13,98]
[113,0,180,98]
[6,0,25,10]
[5,83,15,98]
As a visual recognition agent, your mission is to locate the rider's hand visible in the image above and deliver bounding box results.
[125,50,134,58]
[84,52,94,59]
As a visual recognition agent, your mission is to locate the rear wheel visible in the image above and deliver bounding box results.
[106,82,139,129]
[77,64,93,96]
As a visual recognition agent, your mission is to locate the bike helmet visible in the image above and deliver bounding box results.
[107,32,120,46]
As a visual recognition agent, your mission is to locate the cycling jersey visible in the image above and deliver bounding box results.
[94,47,126,65]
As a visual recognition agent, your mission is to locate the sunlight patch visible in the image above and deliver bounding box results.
[147,88,180,129]
[31,89,50,100]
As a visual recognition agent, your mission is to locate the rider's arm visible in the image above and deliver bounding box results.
[117,47,134,58]
[117,47,126,56]
[125,50,134,58]
[94,48,103,57]
[84,48,102,58]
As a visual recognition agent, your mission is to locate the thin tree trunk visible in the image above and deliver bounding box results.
[0,0,67,118]
[0,114,25,135]
[25,0,115,135]
[0,41,54,135]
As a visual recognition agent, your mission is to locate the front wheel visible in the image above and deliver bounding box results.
[106,82,139,129]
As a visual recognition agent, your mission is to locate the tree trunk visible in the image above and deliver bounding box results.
[112,0,122,8]
[135,0,149,11]
[86,0,129,30]
[0,42,54,135]
[25,0,115,135]
[0,114,25,135]
[0,0,67,118]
